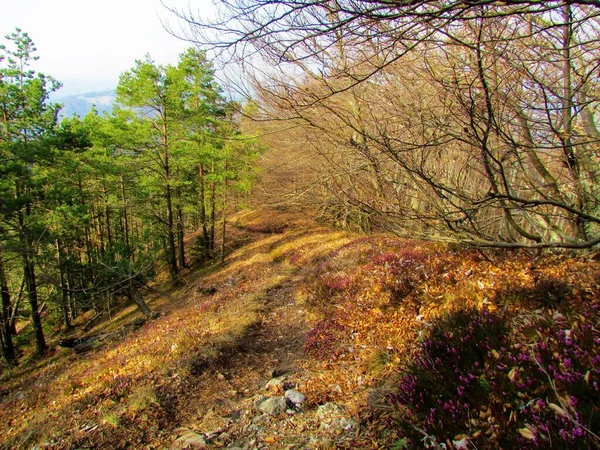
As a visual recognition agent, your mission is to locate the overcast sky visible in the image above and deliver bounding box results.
[0,0,214,96]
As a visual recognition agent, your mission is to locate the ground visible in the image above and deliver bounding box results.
[1,207,599,449]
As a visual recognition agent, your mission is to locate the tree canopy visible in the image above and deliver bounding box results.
[172,0,600,248]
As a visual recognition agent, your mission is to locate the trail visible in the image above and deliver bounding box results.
[172,273,317,449]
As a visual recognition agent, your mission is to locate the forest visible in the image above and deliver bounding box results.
[1,1,600,449]
[0,29,260,364]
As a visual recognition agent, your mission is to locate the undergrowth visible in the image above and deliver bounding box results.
[299,235,600,449]
[3,208,600,449]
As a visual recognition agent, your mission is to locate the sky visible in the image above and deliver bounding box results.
[0,0,215,96]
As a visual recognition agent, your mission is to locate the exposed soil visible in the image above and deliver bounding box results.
[172,274,319,448]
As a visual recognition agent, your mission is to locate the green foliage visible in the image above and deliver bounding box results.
[0,30,262,359]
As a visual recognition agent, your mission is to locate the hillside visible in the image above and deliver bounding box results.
[1,208,599,449]
[53,90,116,119]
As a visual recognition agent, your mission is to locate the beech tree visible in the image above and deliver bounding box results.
[173,1,600,248]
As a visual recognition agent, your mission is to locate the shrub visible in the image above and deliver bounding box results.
[391,309,508,445]
[305,271,355,308]
[370,247,431,302]
[390,305,600,449]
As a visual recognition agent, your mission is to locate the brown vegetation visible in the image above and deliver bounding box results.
[1,208,598,448]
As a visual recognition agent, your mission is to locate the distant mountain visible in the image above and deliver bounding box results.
[53,90,117,120]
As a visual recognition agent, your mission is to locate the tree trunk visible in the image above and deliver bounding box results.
[0,252,16,365]
[198,164,210,257]
[220,160,228,264]
[120,175,131,255]
[129,281,152,318]
[104,185,113,248]
[56,239,72,330]
[9,277,23,335]
[176,187,186,270]
[15,181,46,355]
[165,181,179,283]
[19,221,46,354]
[210,160,216,251]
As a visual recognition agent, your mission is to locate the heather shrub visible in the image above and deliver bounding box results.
[370,246,432,302]
[500,304,600,448]
[304,270,357,310]
[391,309,508,446]
[304,318,346,359]
[391,305,600,449]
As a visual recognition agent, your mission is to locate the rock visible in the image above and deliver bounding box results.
[170,430,208,449]
[265,376,285,393]
[258,396,288,416]
[316,402,344,419]
[316,403,358,435]
[252,413,268,424]
[253,395,268,410]
[319,417,359,433]
[284,389,306,406]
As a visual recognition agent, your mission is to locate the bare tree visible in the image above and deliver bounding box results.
[169,1,600,247]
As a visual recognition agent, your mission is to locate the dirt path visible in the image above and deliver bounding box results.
[237,275,310,376]
[172,273,317,449]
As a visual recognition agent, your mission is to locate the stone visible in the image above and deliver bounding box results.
[284,389,306,406]
[316,402,344,419]
[258,396,288,416]
[265,376,285,393]
[252,413,268,424]
[319,417,359,433]
[170,430,208,449]
[253,395,268,410]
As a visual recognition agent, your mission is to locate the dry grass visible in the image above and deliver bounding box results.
[1,206,598,449]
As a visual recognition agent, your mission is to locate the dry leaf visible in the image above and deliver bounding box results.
[518,427,536,440]
[548,402,569,418]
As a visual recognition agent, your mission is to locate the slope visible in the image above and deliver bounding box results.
[1,207,599,449]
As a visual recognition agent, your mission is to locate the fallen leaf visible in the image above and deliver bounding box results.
[518,427,535,440]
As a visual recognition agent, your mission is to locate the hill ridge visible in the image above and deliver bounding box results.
[2,208,600,449]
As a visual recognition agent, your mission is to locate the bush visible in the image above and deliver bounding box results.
[391,305,600,449]
[370,246,432,302]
